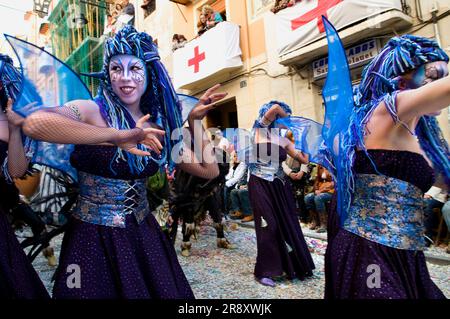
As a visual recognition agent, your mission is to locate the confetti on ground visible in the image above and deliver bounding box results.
[21,220,450,299]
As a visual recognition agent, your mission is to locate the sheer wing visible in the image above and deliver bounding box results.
[274,116,330,167]
[5,35,93,181]
[321,16,355,224]
[177,94,199,124]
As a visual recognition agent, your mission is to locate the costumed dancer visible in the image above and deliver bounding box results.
[20,26,226,299]
[0,53,49,299]
[324,28,449,298]
[170,145,235,258]
[248,101,315,287]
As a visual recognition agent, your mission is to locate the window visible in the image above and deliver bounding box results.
[249,0,273,19]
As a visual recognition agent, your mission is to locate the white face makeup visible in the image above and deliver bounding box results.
[406,61,449,89]
[109,54,147,108]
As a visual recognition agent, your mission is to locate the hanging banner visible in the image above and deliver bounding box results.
[275,0,402,56]
[173,22,243,89]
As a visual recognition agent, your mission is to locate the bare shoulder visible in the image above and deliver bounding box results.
[65,99,99,114]
[369,99,416,132]
[64,99,101,123]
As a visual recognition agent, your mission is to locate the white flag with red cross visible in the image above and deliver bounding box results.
[173,22,243,90]
[275,0,402,56]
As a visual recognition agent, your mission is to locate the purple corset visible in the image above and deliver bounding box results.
[354,149,435,193]
[70,144,159,179]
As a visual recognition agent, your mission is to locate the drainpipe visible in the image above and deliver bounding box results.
[242,0,252,74]
[431,2,442,46]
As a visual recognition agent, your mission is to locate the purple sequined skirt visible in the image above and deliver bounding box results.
[0,210,49,299]
[52,213,194,299]
[248,175,315,280]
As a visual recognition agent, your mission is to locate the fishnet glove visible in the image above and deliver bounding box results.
[23,106,163,156]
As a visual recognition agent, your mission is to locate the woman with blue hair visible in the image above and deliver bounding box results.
[0,54,49,298]
[20,26,227,299]
[325,35,449,299]
[248,101,315,287]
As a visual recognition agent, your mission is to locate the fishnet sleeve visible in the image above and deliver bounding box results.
[5,137,36,180]
[22,105,144,147]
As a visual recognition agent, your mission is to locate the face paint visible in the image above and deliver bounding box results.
[109,54,147,108]
[406,61,449,89]
[423,61,449,85]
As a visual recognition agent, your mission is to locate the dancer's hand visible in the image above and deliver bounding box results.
[5,99,33,129]
[167,215,174,226]
[188,84,228,122]
[289,172,301,180]
[114,114,165,156]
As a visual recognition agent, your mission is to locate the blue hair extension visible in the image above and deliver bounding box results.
[416,116,450,186]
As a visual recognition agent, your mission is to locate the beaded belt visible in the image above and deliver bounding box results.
[72,171,149,228]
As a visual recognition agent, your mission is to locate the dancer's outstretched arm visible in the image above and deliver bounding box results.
[284,139,309,164]
[177,84,227,179]
[254,104,290,143]
[22,100,165,156]
[387,67,450,122]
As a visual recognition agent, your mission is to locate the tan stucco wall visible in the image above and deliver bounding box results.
[134,0,450,142]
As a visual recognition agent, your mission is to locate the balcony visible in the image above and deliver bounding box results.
[273,1,413,66]
[172,22,243,91]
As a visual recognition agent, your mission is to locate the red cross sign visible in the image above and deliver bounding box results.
[188,46,206,73]
[291,0,343,33]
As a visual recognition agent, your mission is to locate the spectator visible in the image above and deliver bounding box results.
[226,152,248,218]
[304,165,334,233]
[113,3,123,17]
[172,34,180,52]
[178,34,187,48]
[229,179,253,222]
[116,0,135,29]
[424,186,448,245]
[141,0,154,18]
[201,5,223,30]
[271,0,289,14]
[197,13,207,36]
[441,200,450,253]
[171,34,187,52]
[282,131,310,223]
[103,14,116,37]
[211,129,231,153]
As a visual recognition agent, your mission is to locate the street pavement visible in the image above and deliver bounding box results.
[26,218,450,298]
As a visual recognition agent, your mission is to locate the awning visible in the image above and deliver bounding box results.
[273,0,413,66]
